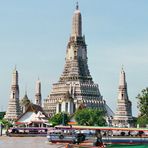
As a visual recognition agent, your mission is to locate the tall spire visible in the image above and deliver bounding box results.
[43,3,113,118]
[35,78,41,94]
[118,67,128,100]
[72,2,82,37]
[35,78,42,106]
[12,66,18,86]
[64,2,89,78]
[119,66,126,88]
[112,67,133,127]
[5,67,21,120]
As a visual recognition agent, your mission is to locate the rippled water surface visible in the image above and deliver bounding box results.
[0,136,65,148]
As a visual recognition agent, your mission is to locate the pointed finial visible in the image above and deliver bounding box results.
[13,65,17,73]
[13,65,17,72]
[25,84,27,95]
[37,76,40,81]
[121,64,124,70]
[121,64,124,72]
[76,1,79,10]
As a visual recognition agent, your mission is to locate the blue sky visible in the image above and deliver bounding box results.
[0,0,148,116]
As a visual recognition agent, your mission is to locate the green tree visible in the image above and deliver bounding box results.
[75,108,106,126]
[74,108,90,125]
[0,112,5,120]
[137,87,148,127]
[49,112,70,126]
[137,115,148,127]
[0,119,12,129]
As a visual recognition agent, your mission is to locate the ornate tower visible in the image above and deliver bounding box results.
[43,3,112,117]
[112,67,133,127]
[5,67,21,120]
[35,78,42,106]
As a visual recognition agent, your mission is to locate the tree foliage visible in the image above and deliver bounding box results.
[0,112,5,120]
[0,119,12,129]
[74,108,106,126]
[49,112,70,126]
[137,88,148,127]
[137,115,148,127]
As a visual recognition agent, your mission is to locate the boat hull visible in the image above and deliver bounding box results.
[103,137,148,144]
[106,144,148,148]
[8,133,47,137]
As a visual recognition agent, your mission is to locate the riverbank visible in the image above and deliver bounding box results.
[0,136,65,148]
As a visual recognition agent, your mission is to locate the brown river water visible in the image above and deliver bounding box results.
[0,136,65,148]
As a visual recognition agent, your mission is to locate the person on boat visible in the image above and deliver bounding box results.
[5,128,9,136]
[65,144,72,148]
[94,130,104,147]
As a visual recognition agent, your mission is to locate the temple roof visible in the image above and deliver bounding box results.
[16,103,48,121]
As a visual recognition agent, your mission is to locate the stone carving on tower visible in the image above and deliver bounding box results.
[112,67,133,127]
[43,3,113,117]
[35,78,42,107]
[5,67,21,121]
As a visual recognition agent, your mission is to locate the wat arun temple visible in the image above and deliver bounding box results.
[4,3,134,127]
[43,3,114,118]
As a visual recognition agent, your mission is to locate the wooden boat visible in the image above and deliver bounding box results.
[7,127,48,137]
[48,131,148,147]
[53,125,148,147]
[106,144,148,148]
[102,137,148,144]
[71,144,148,148]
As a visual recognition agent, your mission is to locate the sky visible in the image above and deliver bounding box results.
[0,0,148,116]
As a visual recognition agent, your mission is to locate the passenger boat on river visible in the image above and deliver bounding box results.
[7,127,48,137]
[52,125,148,146]
[47,129,86,144]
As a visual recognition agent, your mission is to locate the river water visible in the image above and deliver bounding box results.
[0,136,65,148]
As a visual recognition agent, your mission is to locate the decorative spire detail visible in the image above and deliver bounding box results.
[25,84,27,95]
[36,78,41,94]
[14,65,17,71]
[35,78,42,106]
[12,66,18,86]
[76,1,79,10]
[121,64,124,71]
[72,2,82,37]
[24,85,28,98]
[119,66,126,87]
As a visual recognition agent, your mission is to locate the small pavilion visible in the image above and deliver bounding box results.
[15,103,48,127]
